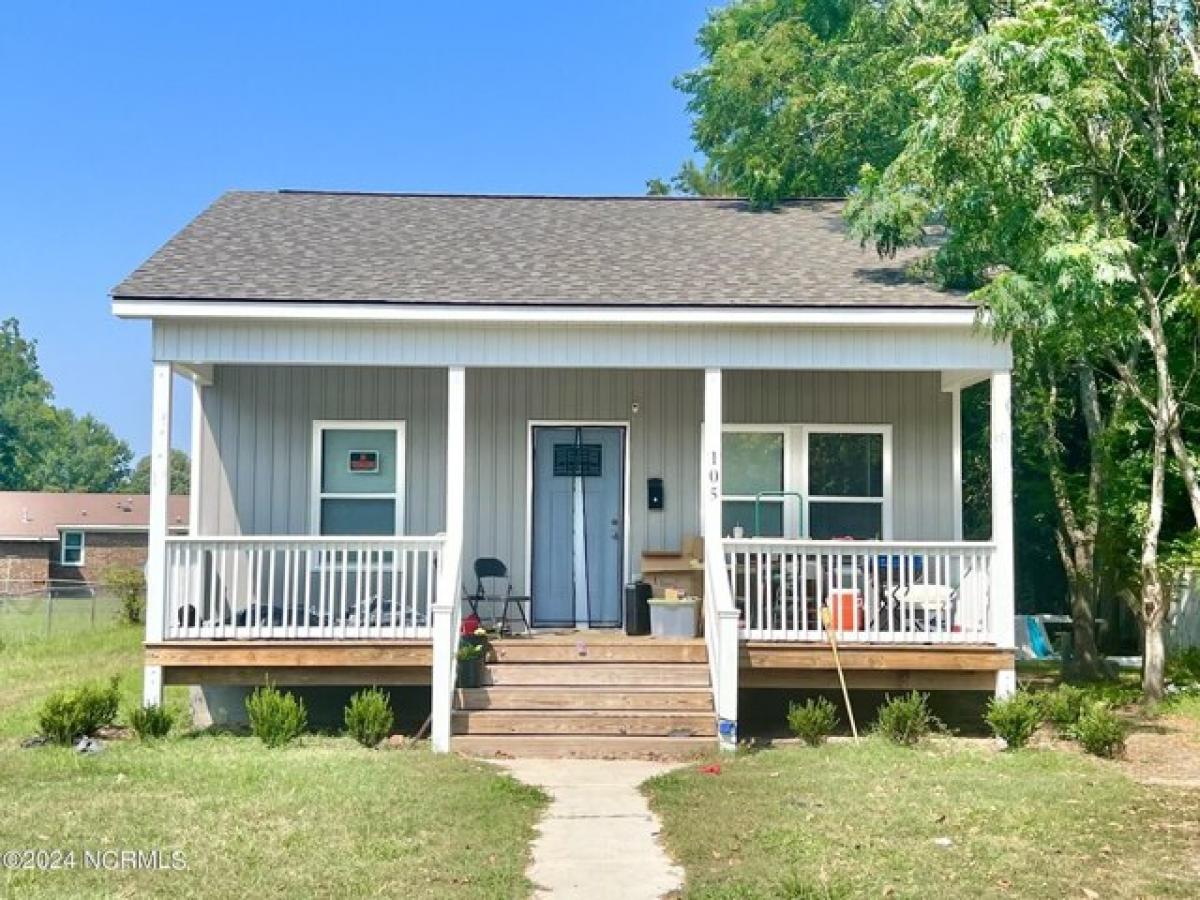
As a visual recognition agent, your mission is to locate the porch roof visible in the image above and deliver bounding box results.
[112,191,971,310]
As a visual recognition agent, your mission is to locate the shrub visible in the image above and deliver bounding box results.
[787,697,839,746]
[1072,702,1126,758]
[986,691,1042,749]
[344,687,394,748]
[245,683,307,748]
[874,691,936,746]
[129,704,175,740]
[102,566,146,625]
[1040,684,1087,731]
[37,676,121,745]
[1167,647,1200,687]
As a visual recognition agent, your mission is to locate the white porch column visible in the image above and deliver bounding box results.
[951,386,963,541]
[990,369,1017,697]
[703,368,739,749]
[431,366,466,752]
[144,361,173,707]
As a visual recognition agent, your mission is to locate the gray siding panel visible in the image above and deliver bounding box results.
[198,366,954,593]
[156,321,1010,371]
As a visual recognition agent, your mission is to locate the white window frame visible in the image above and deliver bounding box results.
[801,424,892,540]
[309,420,406,537]
[719,425,798,537]
[60,530,85,566]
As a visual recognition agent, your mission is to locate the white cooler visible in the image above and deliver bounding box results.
[648,597,700,638]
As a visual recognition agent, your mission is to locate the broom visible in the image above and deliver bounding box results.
[821,605,860,742]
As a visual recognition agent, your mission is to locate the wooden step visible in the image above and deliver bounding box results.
[482,662,710,687]
[489,639,706,664]
[453,734,717,760]
[452,709,716,737]
[455,685,713,711]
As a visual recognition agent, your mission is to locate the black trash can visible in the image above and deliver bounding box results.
[624,581,652,636]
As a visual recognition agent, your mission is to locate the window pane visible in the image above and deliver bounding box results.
[808,432,883,497]
[722,500,783,538]
[722,432,784,496]
[322,429,397,495]
[809,501,882,540]
[63,533,83,549]
[320,498,396,536]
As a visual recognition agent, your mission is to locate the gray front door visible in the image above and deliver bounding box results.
[531,426,624,627]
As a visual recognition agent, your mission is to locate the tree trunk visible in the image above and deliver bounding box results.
[1167,422,1200,528]
[1142,603,1168,700]
[1064,555,1105,679]
[1140,416,1170,701]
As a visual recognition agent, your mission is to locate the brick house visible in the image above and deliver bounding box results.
[0,492,189,595]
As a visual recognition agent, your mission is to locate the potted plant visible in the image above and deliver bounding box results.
[456,628,488,688]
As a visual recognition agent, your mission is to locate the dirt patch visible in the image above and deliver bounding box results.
[1120,714,1200,789]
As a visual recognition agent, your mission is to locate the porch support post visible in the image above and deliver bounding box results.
[144,361,173,707]
[990,369,1017,697]
[431,365,466,752]
[703,368,739,749]
[951,386,963,541]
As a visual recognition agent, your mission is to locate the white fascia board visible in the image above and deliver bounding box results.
[112,298,981,328]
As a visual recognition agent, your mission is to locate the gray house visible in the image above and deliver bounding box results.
[114,191,1015,756]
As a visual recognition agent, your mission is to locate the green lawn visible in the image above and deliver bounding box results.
[645,741,1200,899]
[0,617,547,899]
[0,594,122,642]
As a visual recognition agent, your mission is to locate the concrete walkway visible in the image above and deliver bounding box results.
[497,758,684,899]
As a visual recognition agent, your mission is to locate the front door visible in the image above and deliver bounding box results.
[531,426,624,628]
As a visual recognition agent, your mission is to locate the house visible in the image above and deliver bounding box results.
[112,191,1015,756]
[0,492,189,595]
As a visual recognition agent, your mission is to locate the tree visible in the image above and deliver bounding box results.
[123,449,191,495]
[673,0,992,206]
[0,318,133,492]
[845,0,1200,698]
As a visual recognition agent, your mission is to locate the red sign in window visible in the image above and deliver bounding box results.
[348,450,380,473]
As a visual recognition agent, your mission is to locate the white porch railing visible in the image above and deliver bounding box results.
[163,536,445,640]
[724,539,996,644]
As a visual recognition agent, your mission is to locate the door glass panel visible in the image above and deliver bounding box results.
[722,432,784,496]
[808,501,882,540]
[722,500,784,537]
[808,432,883,497]
[322,429,397,494]
[320,498,396,536]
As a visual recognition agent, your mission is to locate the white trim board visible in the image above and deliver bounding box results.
[523,420,632,627]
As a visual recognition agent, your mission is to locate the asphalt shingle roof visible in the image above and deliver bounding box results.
[113,191,969,308]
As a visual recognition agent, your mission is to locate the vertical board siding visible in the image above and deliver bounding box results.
[198,366,953,593]
[724,370,953,540]
[199,366,447,536]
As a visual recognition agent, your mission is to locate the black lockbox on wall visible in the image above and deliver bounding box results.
[648,477,664,510]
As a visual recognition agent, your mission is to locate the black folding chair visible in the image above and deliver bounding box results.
[469,557,529,635]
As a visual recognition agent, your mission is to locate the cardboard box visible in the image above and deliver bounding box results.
[640,535,704,598]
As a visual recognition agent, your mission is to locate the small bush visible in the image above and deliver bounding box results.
[102,566,146,625]
[1039,684,1087,730]
[874,691,936,746]
[245,683,307,748]
[129,704,175,740]
[1072,702,1126,758]
[986,691,1042,749]
[1167,647,1200,687]
[37,676,121,744]
[787,697,839,746]
[344,687,394,748]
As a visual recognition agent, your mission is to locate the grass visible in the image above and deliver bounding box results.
[645,741,1200,899]
[1,610,547,898]
[0,594,123,641]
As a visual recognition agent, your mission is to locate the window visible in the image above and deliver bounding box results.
[311,422,405,536]
[721,430,788,537]
[60,530,85,566]
[804,427,890,540]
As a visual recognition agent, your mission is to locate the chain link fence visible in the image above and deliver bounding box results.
[0,580,128,640]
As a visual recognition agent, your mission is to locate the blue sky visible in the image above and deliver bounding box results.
[1,2,710,457]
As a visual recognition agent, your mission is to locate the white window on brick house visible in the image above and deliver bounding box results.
[60,530,85,566]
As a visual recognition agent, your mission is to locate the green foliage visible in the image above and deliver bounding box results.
[344,687,394,748]
[1167,648,1200,688]
[128,704,175,740]
[0,318,132,492]
[122,449,191,494]
[873,691,935,746]
[456,641,485,662]
[1039,684,1087,730]
[986,691,1043,749]
[786,696,839,746]
[102,566,146,625]
[1072,702,1126,758]
[36,676,121,744]
[245,683,307,748]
